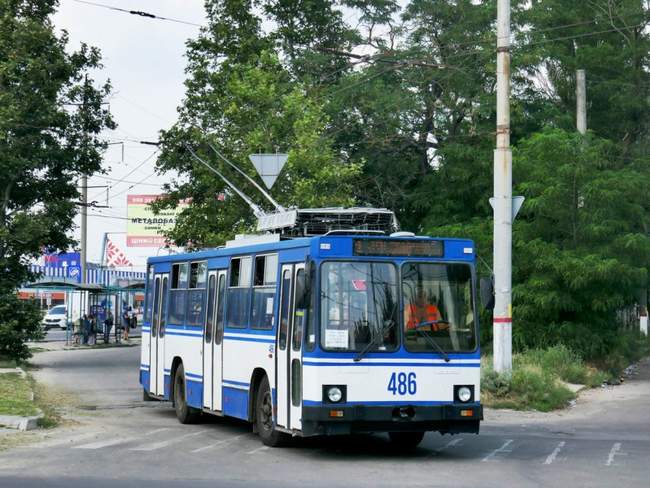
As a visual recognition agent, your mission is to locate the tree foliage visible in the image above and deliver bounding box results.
[159,0,650,359]
[0,0,114,360]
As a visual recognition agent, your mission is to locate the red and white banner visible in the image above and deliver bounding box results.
[106,238,133,267]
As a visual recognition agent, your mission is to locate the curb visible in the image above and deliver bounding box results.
[0,413,43,431]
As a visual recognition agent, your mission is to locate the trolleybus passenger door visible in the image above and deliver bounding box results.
[289,264,306,431]
[275,264,293,428]
[202,271,217,410]
[214,270,227,411]
[203,270,226,411]
[150,273,168,396]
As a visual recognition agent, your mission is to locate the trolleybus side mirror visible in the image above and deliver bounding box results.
[480,276,495,311]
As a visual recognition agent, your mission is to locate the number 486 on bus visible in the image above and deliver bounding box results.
[387,372,417,395]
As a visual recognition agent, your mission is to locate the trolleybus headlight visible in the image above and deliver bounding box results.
[327,387,343,403]
[458,386,472,403]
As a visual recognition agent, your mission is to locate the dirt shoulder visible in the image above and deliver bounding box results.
[484,356,650,427]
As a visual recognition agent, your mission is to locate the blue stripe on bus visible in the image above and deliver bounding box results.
[303,351,481,360]
[224,336,275,344]
[185,372,203,380]
[223,386,249,420]
[303,400,482,407]
[302,361,480,368]
[140,364,150,370]
[222,379,249,387]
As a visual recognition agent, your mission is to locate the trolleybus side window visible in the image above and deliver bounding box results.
[205,274,216,343]
[215,274,226,344]
[227,257,251,328]
[145,265,154,324]
[169,263,188,325]
[278,269,291,350]
[251,254,277,330]
[159,276,168,337]
[187,261,207,326]
[293,269,307,351]
[152,277,161,337]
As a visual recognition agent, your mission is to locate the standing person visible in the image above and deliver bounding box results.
[122,307,130,341]
[73,316,82,345]
[103,311,113,344]
[81,314,90,345]
[88,314,97,345]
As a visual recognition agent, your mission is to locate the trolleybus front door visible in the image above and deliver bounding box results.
[275,263,304,431]
[203,270,226,411]
[150,273,168,397]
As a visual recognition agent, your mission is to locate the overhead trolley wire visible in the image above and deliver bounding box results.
[70,0,203,27]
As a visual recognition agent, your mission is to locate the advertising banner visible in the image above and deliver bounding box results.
[42,252,82,282]
[126,195,189,247]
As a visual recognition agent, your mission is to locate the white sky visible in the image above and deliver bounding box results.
[53,0,208,267]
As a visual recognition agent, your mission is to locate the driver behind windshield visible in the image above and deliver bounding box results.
[405,285,447,332]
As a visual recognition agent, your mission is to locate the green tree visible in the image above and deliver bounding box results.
[0,0,114,360]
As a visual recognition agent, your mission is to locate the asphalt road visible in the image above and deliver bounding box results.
[1,345,649,487]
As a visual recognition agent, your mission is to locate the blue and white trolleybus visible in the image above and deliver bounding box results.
[140,232,482,447]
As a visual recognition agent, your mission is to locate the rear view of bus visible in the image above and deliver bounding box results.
[299,235,481,447]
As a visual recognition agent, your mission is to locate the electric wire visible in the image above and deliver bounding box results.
[70,0,202,27]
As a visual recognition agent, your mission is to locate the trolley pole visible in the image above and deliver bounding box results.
[493,0,513,374]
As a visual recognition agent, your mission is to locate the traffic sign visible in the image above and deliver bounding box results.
[249,154,288,189]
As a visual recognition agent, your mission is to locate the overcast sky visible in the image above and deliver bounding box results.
[53,0,208,267]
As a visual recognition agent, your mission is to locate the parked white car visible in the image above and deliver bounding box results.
[42,305,68,330]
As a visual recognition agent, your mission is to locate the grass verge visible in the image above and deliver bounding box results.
[0,372,40,417]
[481,345,609,412]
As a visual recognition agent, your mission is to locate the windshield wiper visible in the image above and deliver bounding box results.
[414,320,451,363]
[354,320,394,362]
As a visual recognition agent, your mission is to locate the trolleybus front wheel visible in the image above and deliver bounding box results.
[388,431,425,449]
[256,376,289,447]
[173,364,201,424]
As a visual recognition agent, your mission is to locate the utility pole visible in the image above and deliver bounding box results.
[81,175,87,286]
[493,0,513,374]
[576,69,586,135]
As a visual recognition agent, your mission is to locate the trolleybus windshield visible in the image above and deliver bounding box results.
[402,262,477,353]
[320,261,399,352]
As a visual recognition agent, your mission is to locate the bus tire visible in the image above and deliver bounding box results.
[388,431,425,449]
[173,364,201,424]
[255,376,288,447]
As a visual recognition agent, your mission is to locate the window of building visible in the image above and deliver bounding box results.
[251,254,278,330]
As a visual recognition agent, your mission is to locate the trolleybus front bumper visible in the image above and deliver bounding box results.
[301,402,482,436]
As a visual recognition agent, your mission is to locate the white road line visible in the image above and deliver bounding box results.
[606,442,626,466]
[74,437,138,450]
[432,438,463,456]
[144,428,171,436]
[130,430,209,452]
[190,434,249,453]
[33,432,100,448]
[543,441,566,465]
[246,445,269,455]
[482,439,514,462]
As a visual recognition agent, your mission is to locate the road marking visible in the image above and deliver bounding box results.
[246,445,269,455]
[144,428,171,436]
[130,430,209,451]
[431,438,463,456]
[74,436,138,450]
[482,439,513,462]
[606,442,627,466]
[190,434,249,453]
[543,441,566,465]
[33,432,100,448]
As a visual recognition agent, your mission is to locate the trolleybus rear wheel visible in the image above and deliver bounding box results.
[173,364,201,424]
[256,376,288,447]
[388,431,425,449]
